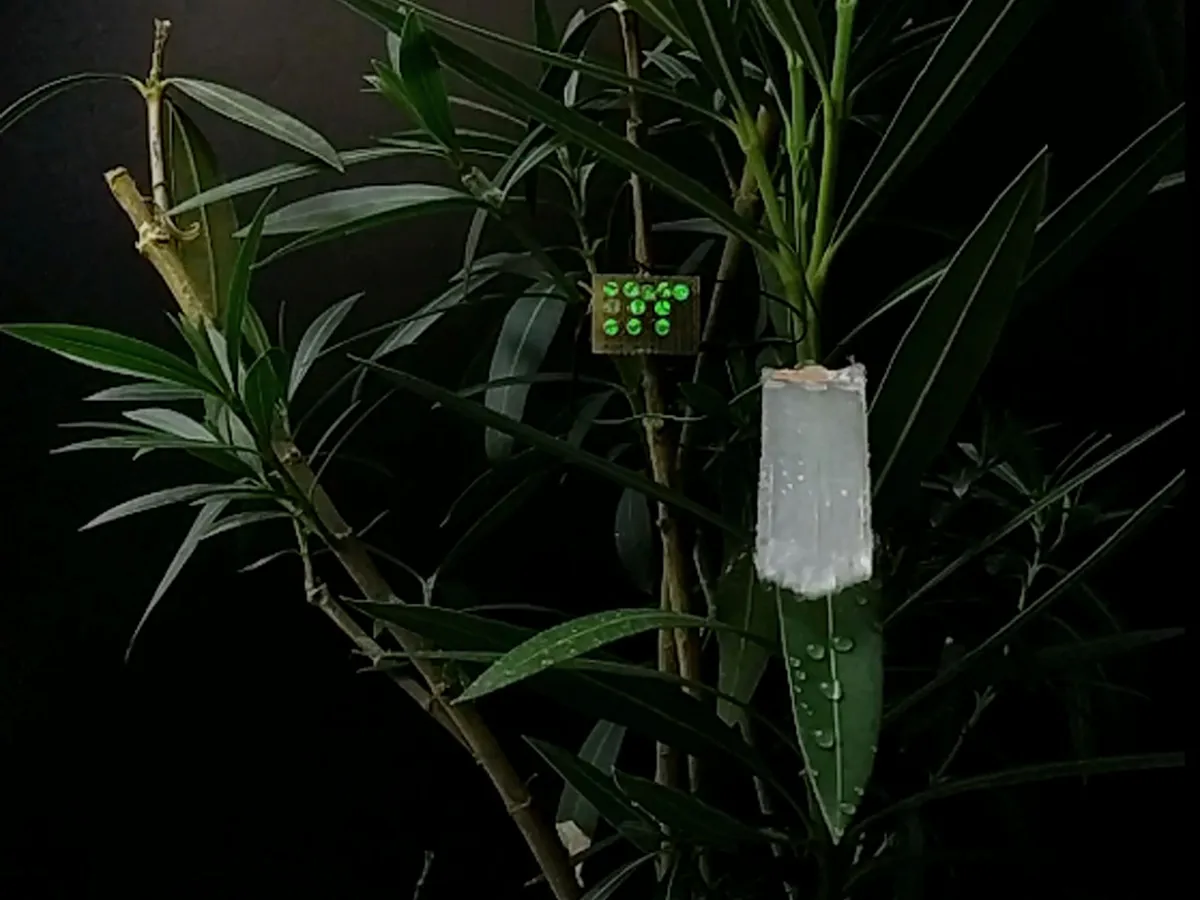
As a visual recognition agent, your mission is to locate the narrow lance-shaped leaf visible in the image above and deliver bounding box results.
[288,293,363,399]
[485,281,566,460]
[223,190,276,374]
[1018,102,1185,309]
[0,72,138,136]
[392,12,459,151]
[456,608,764,703]
[164,100,240,323]
[714,552,779,730]
[869,150,1049,518]
[168,78,343,171]
[168,147,423,216]
[336,0,722,124]
[251,184,480,264]
[0,324,219,394]
[887,471,1185,721]
[80,483,243,531]
[614,487,656,595]
[779,582,884,844]
[614,772,774,846]
[831,0,1048,253]
[423,31,777,256]
[555,722,630,846]
[527,737,658,852]
[355,602,767,772]
[126,498,230,660]
[123,408,219,443]
[355,358,746,538]
[670,0,753,116]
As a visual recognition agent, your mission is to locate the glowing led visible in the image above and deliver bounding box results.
[672,282,691,301]
[626,318,643,336]
[654,318,671,336]
[653,299,672,317]
[603,281,620,297]
[602,318,621,336]
[629,298,647,316]
[622,281,640,298]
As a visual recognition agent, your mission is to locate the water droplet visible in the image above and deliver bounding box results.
[855,594,869,606]
[838,802,857,816]
[852,786,865,798]
[819,680,843,701]
[812,729,835,749]
[839,488,849,497]
[805,643,827,661]
[832,636,855,653]
[799,701,811,713]
[797,670,808,681]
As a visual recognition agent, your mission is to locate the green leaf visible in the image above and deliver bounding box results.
[1018,102,1185,308]
[168,78,343,171]
[223,190,276,374]
[889,471,1185,721]
[163,100,242,324]
[435,472,551,582]
[289,293,363,399]
[202,509,292,540]
[85,382,206,403]
[538,5,607,104]
[623,1,692,49]
[1034,628,1185,669]
[869,150,1049,518]
[126,498,230,660]
[528,737,658,852]
[243,350,285,439]
[832,0,1048,251]
[0,72,137,137]
[614,487,655,595]
[81,483,239,530]
[714,552,779,730]
[854,753,1185,834]
[671,0,753,115]
[614,772,773,847]
[554,722,630,842]
[0,324,219,394]
[167,147,417,216]
[751,0,830,88]
[390,12,459,150]
[457,608,742,703]
[337,0,721,124]
[356,359,746,538]
[123,408,218,443]
[423,32,775,256]
[354,602,763,770]
[532,0,556,55]
[252,184,479,263]
[1151,170,1184,193]
[889,410,1184,622]
[779,582,883,843]
[579,853,657,900]
[484,282,566,460]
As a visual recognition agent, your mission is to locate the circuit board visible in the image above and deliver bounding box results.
[590,274,701,356]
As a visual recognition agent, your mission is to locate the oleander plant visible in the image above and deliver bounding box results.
[0,2,1185,898]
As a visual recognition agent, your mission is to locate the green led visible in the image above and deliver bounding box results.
[672,282,691,301]
[622,280,640,298]
[629,298,647,316]
[641,283,656,301]
[602,280,620,297]
[653,299,672,317]
[656,282,672,298]
[654,318,671,336]
[626,318,644,336]
[602,317,621,336]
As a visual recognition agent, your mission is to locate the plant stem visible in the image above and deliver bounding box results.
[144,19,171,217]
[105,157,580,900]
[616,7,699,798]
[677,105,778,470]
[787,51,810,261]
[808,0,858,298]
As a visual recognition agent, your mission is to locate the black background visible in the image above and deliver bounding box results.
[0,1,1187,897]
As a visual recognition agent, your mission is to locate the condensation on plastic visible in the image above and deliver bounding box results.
[755,364,874,598]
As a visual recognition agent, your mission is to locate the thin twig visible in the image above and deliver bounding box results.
[616,7,699,797]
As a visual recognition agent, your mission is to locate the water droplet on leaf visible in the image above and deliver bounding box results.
[820,680,843,701]
[832,636,854,652]
[805,643,827,661]
[812,729,835,749]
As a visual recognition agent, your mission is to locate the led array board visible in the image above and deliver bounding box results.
[590,274,701,356]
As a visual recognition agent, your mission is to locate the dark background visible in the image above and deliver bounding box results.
[0,1,1186,897]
